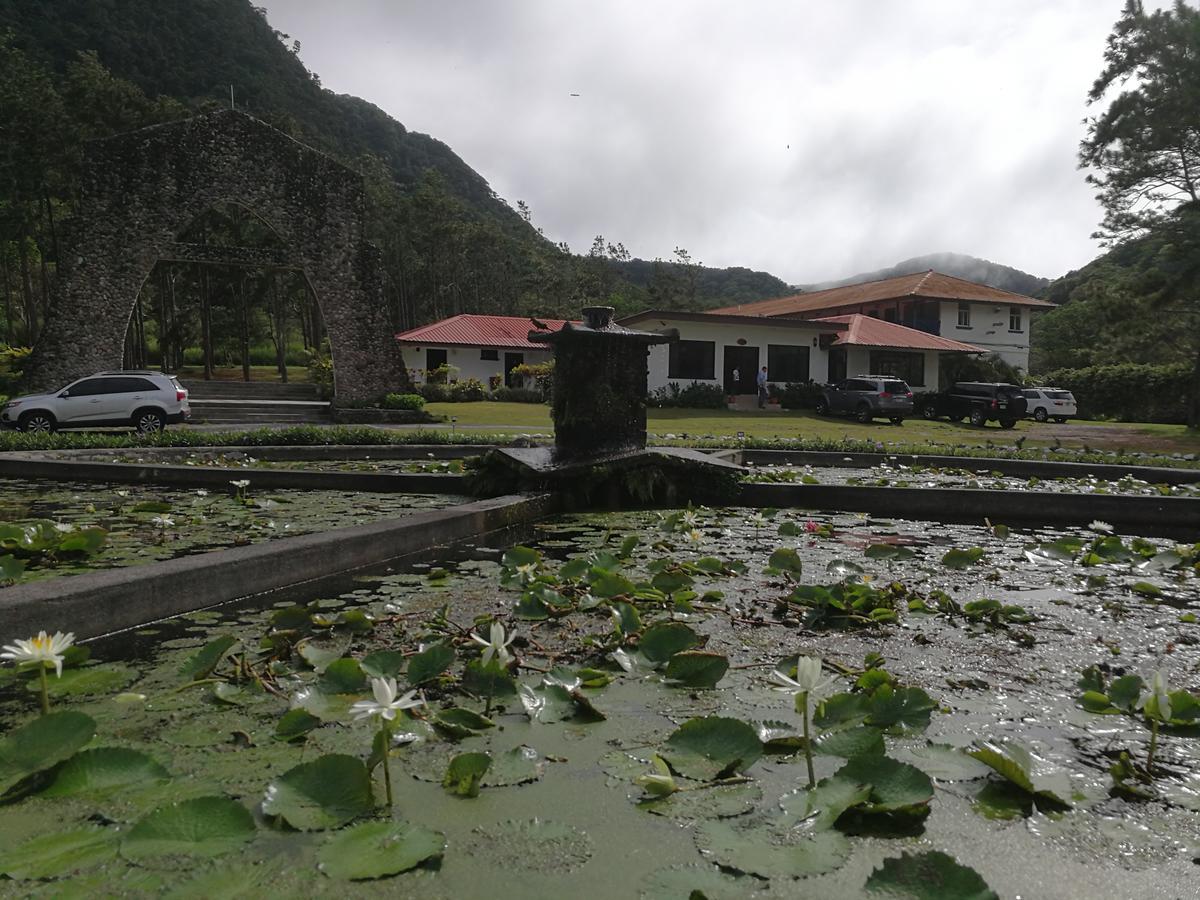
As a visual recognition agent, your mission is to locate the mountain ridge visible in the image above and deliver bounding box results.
[798,252,1050,297]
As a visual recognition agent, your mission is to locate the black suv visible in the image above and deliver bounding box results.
[816,376,914,424]
[923,382,1027,429]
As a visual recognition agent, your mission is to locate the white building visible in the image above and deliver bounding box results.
[394,314,563,388]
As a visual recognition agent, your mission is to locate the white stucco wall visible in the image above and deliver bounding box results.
[400,344,553,387]
[640,317,830,393]
[939,301,1031,371]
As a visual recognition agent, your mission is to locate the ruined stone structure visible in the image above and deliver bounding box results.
[25,109,410,402]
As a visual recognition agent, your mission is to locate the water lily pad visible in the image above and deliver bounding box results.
[967,740,1071,809]
[519,682,605,723]
[638,863,751,900]
[0,710,96,796]
[318,820,445,880]
[42,747,169,797]
[865,850,997,899]
[894,743,991,782]
[695,817,851,879]
[178,635,238,681]
[641,780,762,819]
[662,717,762,781]
[466,819,592,874]
[941,547,984,569]
[462,659,517,699]
[866,686,937,733]
[296,636,351,673]
[407,642,456,686]
[443,752,491,797]
[262,754,374,830]
[273,708,322,743]
[835,755,934,814]
[36,664,139,698]
[639,622,701,664]
[812,725,885,759]
[317,658,367,694]
[664,651,728,688]
[120,796,255,862]
[779,776,872,830]
[766,547,804,576]
[0,828,118,879]
[433,707,494,739]
[162,863,277,899]
[291,686,357,723]
[482,745,546,787]
[360,650,406,679]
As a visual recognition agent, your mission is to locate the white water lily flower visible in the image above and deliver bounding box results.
[52,521,75,533]
[195,489,209,497]
[350,677,424,721]
[1139,669,1173,722]
[230,479,251,490]
[771,656,836,706]
[151,515,174,528]
[514,561,538,583]
[747,512,768,528]
[115,489,130,498]
[472,622,516,667]
[680,510,700,529]
[1088,520,1114,534]
[1,631,76,677]
[684,528,704,545]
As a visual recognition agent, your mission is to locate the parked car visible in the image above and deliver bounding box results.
[815,375,914,424]
[923,382,1027,428]
[0,371,190,433]
[1022,387,1077,423]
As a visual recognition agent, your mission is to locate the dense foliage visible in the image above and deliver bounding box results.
[1038,362,1190,423]
[647,381,728,409]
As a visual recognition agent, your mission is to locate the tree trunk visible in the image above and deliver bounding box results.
[16,238,38,345]
[1,252,13,345]
[271,277,288,383]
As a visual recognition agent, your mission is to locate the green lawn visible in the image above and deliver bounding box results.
[423,401,1200,453]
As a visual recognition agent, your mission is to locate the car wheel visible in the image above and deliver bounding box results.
[18,411,56,433]
[815,398,830,416]
[1033,407,1048,422]
[999,418,1017,429]
[1054,416,1068,423]
[922,404,939,420]
[856,405,873,424]
[969,408,986,427]
[889,417,903,426]
[134,408,166,433]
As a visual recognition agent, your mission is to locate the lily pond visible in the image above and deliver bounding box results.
[744,463,1200,498]
[1,507,1199,897]
[0,479,467,584]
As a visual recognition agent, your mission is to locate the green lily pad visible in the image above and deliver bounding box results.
[482,745,546,787]
[835,755,934,813]
[941,547,984,569]
[866,686,937,733]
[262,754,374,830]
[519,682,605,723]
[42,747,169,797]
[407,642,456,686]
[317,658,367,694]
[662,717,762,781]
[462,659,517,699]
[273,708,322,743]
[639,622,701,664]
[296,636,352,673]
[0,828,119,879]
[610,600,642,635]
[967,740,1071,809]
[443,752,491,797]
[766,547,804,576]
[178,635,238,681]
[894,743,992,781]
[664,651,729,688]
[812,725,886,759]
[162,863,277,899]
[35,664,138,698]
[360,650,406,679]
[865,850,997,899]
[433,707,495,739]
[318,820,445,880]
[695,817,851,879]
[0,710,96,796]
[865,544,916,560]
[638,864,751,900]
[466,818,593,873]
[120,796,255,862]
[641,781,763,820]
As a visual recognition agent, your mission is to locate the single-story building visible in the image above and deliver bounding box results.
[710,270,1053,371]
[395,314,570,388]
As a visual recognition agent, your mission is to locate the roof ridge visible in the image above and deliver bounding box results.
[908,270,935,296]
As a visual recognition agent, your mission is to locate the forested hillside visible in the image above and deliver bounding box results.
[0,0,792,369]
[802,252,1049,296]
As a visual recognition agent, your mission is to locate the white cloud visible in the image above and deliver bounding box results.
[261,0,1169,284]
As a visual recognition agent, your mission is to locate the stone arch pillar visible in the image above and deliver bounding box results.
[25,109,409,402]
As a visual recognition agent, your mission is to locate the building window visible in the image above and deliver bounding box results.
[1008,306,1022,332]
[480,348,499,361]
[767,344,810,382]
[668,340,715,379]
[957,302,971,328]
[867,350,925,387]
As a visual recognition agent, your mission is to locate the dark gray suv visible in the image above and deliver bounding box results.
[923,382,1027,428]
[815,376,914,424]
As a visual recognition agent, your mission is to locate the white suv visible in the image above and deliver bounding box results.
[1,371,190,433]
[1022,387,1077,423]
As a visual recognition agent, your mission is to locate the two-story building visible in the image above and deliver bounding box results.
[395,314,566,388]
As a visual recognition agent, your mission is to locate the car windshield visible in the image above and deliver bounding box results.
[883,381,907,393]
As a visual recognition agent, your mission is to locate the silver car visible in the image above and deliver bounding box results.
[816,375,914,424]
[1,371,190,433]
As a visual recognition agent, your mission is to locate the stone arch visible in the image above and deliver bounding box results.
[26,109,409,402]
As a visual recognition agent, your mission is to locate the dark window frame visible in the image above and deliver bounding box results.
[668,340,715,380]
[480,347,499,361]
[766,344,810,383]
[867,350,925,387]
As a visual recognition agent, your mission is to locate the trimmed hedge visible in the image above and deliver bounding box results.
[1039,362,1190,424]
[778,381,822,410]
[382,393,425,410]
[491,387,544,403]
[648,381,727,409]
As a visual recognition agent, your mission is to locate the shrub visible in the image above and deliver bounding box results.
[449,378,487,402]
[510,360,554,399]
[382,393,425,410]
[491,386,544,403]
[1039,362,1190,423]
[306,343,334,399]
[0,345,31,396]
[425,364,456,385]
[418,383,451,402]
[778,380,822,410]
[648,381,727,409]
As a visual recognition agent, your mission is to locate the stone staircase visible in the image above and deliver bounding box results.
[180,379,332,426]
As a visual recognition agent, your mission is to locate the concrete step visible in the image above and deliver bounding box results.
[187,399,332,425]
[181,380,319,401]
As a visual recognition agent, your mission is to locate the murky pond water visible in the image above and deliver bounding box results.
[0,479,468,583]
[0,508,1197,897]
[746,462,1200,498]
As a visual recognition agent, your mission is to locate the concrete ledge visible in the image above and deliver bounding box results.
[0,493,555,640]
[25,444,489,462]
[738,482,1200,538]
[0,456,470,494]
[739,449,1200,485]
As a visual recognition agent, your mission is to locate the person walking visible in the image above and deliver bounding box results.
[757,366,769,408]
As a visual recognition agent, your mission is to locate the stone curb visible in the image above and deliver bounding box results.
[0,493,555,641]
[738,482,1200,538]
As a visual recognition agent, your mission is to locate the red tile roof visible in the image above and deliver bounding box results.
[395,314,574,350]
[710,270,1054,317]
[814,314,981,353]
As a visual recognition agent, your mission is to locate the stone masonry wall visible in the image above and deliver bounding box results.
[25,109,411,403]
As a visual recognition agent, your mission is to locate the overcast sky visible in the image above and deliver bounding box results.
[260,1,1165,285]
